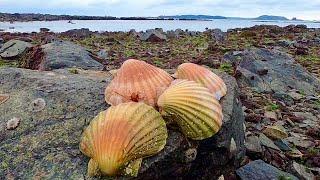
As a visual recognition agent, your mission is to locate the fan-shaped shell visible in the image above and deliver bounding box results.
[157,80,223,140]
[80,102,168,176]
[174,63,227,100]
[105,59,173,107]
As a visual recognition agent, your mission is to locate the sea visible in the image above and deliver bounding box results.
[0,19,320,33]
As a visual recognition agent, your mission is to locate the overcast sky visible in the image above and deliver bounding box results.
[0,0,319,20]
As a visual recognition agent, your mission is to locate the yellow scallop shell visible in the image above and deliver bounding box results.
[105,59,173,107]
[174,63,227,100]
[157,80,223,140]
[80,102,168,177]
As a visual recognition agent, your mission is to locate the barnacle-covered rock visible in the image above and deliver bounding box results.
[174,63,227,100]
[80,102,168,177]
[105,59,173,107]
[157,80,223,140]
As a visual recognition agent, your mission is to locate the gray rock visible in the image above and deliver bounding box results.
[288,161,315,180]
[277,39,295,47]
[97,49,108,60]
[259,133,280,151]
[211,29,226,43]
[0,40,32,59]
[224,48,320,95]
[39,40,103,70]
[166,30,179,38]
[0,68,244,179]
[236,160,298,180]
[245,136,263,154]
[274,139,291,151]
[61,28,92,38]
[0,38,4,48]
[140,30,167,42]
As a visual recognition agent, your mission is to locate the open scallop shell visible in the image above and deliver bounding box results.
[174,63,227,100]
[105,59,173,107]
[80,102,168,177]
[157,80,223,140]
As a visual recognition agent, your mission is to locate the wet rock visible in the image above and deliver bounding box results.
[245,136,263,155]
[224,48,320,95]
[0,39,32,59]
[39,40,103,70]
[40,28,50,33]
[236,160,298,180]
[288,161,315,180]
[0,68,244,179]
[140,30,167,42]
[259,133,280,151]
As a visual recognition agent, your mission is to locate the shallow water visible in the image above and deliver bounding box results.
[0,19,320,33]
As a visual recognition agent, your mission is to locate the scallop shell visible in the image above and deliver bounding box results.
[157,80,223,140]
[174,63,227,100]
[80,102,168,177]
[105,59,173,107]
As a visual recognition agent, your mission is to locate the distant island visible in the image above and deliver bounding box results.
[0,12,294,22]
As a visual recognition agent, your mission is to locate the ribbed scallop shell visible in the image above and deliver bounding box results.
[80,102,168,176]
[105,59,173,107]
[157,80,223,140]
[174,63,227,100]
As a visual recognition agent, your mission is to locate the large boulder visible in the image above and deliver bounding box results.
[224,48,320,95]
[0,67,244,179]
[39,40,104,70]
[0,40,32,59]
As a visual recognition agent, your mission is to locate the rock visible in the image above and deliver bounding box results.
[0,38,4,48]
[97,49,108,60]
[286,149,303,158]
[40,28,50,33]
[287,91,304,100]
[0,39,32,59]
[272,92,294,106]
[0,68,244,179]
[286,137,314,148]
[293,112,318,122]
[263,125,288,140]
[277,39,295,47]
[140,30,167,42]
[264,111,277,120]
[245,136,263,155]
[39,40,103,70]
[259,133,280,151]
[236,160,298,180]
[211,29,226,43]
[274,139,291,151]
[166,30,179,38]
[60,28,92,38]
[289,161,315,180]
[224,48,320,95]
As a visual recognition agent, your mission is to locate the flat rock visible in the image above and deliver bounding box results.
[245,136,263,154]
[224,48,320,95]
[259,133,280,151]
[236,160,298,180]
[39,40,103,70]
[0,39,32,59]
[0,68,245,179]
[289,161,315,180]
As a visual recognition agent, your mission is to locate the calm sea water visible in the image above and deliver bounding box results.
[1,19,320,33]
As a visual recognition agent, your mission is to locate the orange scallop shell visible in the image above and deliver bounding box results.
[174,63,227,100]
[105,59,173,107]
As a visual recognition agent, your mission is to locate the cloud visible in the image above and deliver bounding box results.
[0,0,319,20]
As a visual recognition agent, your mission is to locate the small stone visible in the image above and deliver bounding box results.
[288,91,304,100]
[263,125,288,140]
[30,98,46,112]
[6,117,21,130]
[185,148,197,163]
[245,136,263,154]
[264,111,277,120]
[259,133,281,151]
[0,94,10,105]
[274,139,291,151]
[286,149,303,158]
[289,161,315,180]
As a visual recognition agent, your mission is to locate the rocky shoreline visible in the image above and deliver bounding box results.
[0,25,320,179]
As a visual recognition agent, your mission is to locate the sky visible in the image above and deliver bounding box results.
[0,0,320,20]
